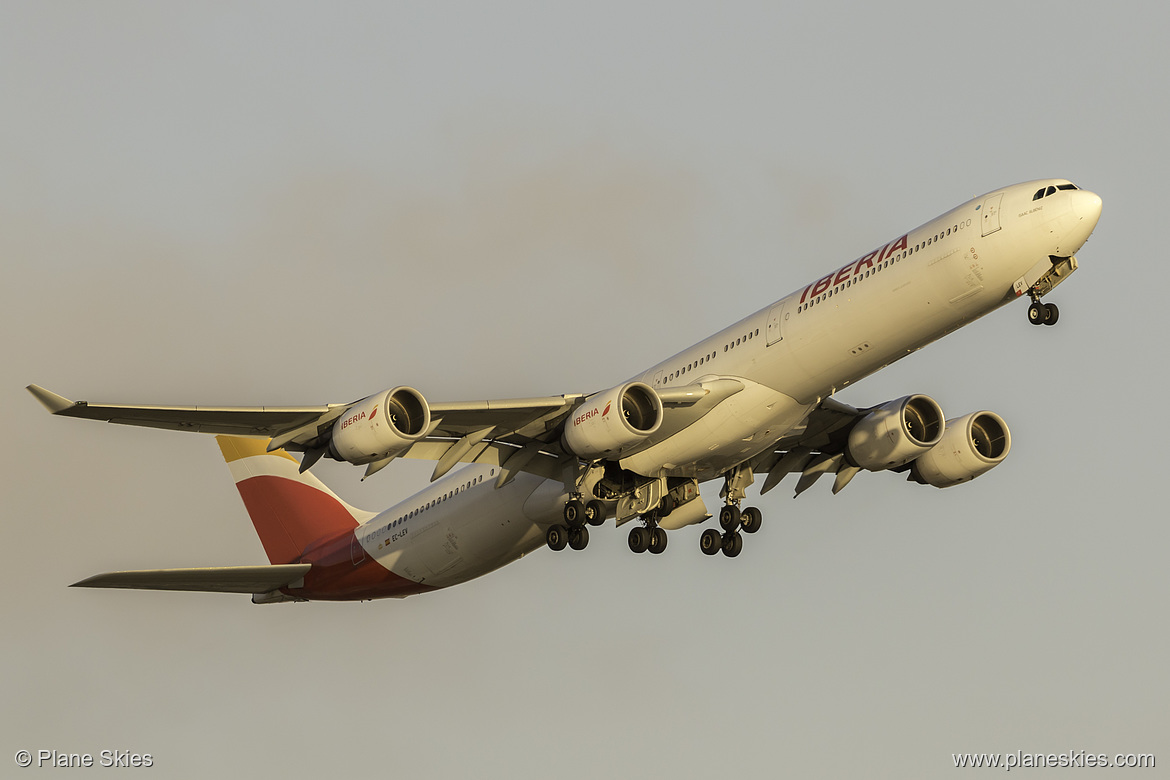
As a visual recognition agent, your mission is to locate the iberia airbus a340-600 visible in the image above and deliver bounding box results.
[29,179,1102,603]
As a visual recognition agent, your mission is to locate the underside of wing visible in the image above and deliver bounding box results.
[749,398,864,496]
[749,393,992,497]
[70,564,312,593]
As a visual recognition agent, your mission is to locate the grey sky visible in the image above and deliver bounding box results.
[3,3,1166,777]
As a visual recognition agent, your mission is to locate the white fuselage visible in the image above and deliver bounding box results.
[358,180,1101,591]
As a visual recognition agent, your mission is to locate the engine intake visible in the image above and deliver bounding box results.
[846,395,945,471]
[562,382,663,460]
[328,386,430,465]
[910,411,1011,488]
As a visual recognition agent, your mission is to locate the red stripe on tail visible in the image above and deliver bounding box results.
[234,475,360,564]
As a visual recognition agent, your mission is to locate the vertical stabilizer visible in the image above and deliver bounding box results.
[216,436,373,564]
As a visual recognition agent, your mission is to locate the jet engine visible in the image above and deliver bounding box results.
[910,411,1011,488]
[328,386,430,465]
[562,382,663,460]
[846,395,945,471]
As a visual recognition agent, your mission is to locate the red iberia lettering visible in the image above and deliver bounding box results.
[574,407,602,427]
[881,234,907,260]
[810,274,833,297]
[798,233,909,302]
[341,411,367,429]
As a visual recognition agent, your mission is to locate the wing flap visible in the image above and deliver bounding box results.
[71,564,311,594]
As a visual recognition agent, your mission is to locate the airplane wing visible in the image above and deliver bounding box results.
[70,564,311,593]
[28,383,717,485]
[27,383,589,483]
[26,384,339,436]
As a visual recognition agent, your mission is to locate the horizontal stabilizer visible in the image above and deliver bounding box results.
[71,564,311,594]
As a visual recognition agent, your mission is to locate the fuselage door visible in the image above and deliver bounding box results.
[350,533,366,566]
[981,192,1004,236]
[766,301,787,346]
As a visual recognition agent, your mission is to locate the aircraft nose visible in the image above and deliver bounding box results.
[1058,189,1102,256]
[1072,189,1103,232]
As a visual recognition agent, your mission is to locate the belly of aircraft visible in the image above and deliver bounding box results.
[619,381,812,480]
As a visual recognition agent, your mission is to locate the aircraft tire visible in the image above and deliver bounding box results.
[721,531,743,558]
[740,506,762,534]
[547,524,569,552]
[584,500,607,526]
[700,528,722,556]
[1028,301,1046,325]
[648,527,668,555]
[568,526,590,551]
[564,499,586,528]
[718,504,741,531]
[1044,302,1060,326]
[628,527,650,554]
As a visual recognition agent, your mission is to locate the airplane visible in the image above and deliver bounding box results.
[28,178,1102,603]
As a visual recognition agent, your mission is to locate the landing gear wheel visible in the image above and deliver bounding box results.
[648,528,668,555]
[1044,302,1060,326]
[700,528,722,556]
[584,500,607,526]
[628,526,650,554]
[564,499,586,528]
[740,506,762,534]
[718,504,741,531]
[721,531,743,558]
[1028,301,1046,325]
[546,524,568,552]
[568,526,590,551]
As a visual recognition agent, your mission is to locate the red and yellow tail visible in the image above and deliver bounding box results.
[216,436,373,565]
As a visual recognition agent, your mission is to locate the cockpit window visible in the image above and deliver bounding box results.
[1034,183,1080,201]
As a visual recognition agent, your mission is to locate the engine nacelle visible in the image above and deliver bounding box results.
[910,411,1011,488]
[846,394,945,471]
[328,386,430,465]
[562,382,663,460]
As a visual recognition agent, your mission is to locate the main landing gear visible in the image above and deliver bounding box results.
[700,504,762,558]
[1027,297,1060,326]
[628,523,668,555]
[546,497,606,552]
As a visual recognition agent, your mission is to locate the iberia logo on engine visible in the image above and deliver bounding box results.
[574,400,613,427]
[340,410,366,429]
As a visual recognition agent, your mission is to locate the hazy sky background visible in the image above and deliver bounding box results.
[3,3,1166,777]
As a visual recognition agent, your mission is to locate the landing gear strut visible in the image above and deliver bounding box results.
[703,465,763,557]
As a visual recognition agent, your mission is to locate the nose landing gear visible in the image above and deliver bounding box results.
[1027,298,1059,326]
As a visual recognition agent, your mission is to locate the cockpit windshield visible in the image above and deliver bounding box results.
[1033,182,1079,201]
